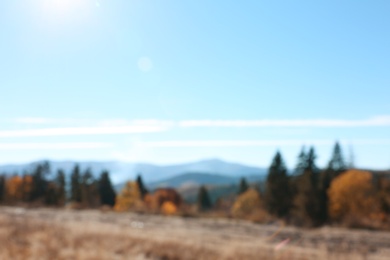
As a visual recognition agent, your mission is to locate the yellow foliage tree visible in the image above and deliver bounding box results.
[231,188,262,218]
[328,170,380,221]
[6,176,23,202]
[114,181,142,212]
[161,201,177,215]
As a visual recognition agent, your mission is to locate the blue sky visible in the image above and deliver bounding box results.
[0,0,389,169]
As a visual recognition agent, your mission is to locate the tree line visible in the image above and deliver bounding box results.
[0,162,116,208]
[196,142,390,228]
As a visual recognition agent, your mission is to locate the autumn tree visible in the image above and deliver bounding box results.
[328,170,380,223]
[231,188,262,218]
[114,181,141,211]
[264,151,291,218]
[377,176,390,214]
[238,177,249,195]
[5,175,23,203]
[197,185,212,211]
[98,170,116,207]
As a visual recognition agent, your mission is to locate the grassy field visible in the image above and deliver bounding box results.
[1,207,390,259]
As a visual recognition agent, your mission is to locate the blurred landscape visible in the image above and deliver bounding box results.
[2,206,390,260]
[1,0,390,259]
[1,144,390,259]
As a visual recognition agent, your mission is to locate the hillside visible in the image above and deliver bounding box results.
[0,159,266,185]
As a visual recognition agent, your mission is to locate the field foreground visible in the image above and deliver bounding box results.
[1,207,390,259]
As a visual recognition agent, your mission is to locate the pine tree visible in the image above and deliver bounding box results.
[31,162,50,202]
[327,141,347,176]
[56,169,66,206]
[264,151,291,218]
[81,168,99,207]
[197,185,212,211]
[294,147,307,175]
[98,171,116,206]
[0,175,5,203]
[238,177,249,195]
[293,146,322,226]
[70,165,82,203]
[318,142,347,223]
[136,174,148,199]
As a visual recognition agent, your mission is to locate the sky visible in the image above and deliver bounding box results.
[0,0,389,169]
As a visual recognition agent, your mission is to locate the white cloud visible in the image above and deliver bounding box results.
[0,125,168,138]
[0,142,113,150]
[179,116,390,128]
[143,139,390,148]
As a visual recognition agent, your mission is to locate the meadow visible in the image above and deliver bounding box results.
[1,206,390,260]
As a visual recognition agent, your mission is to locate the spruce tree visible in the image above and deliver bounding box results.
[238,177,249,195]
[318,142,347,223]
[31,162,50,202]
[70,165,82,203]
[0,175,5,203]
[293,146,322,226]
[264,151,291,218]
[197,185,212,211]
[98,171,116,206]
[56,169,66,206]
[294,147,307,175]
[327,141,347,176]
[81,168,99,207]
[136,174,148,199]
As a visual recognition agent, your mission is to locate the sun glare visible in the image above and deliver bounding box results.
[40,0,93,19]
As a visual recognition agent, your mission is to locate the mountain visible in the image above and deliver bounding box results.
[146,172,266,190]
[147,173,239,190]
[0,158,267,185]
[144,172,266,204]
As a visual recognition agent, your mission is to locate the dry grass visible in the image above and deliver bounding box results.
[1,207,390,259]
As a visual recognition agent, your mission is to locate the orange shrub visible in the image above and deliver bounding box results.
[161,201,177,215]
[328,169,380,222]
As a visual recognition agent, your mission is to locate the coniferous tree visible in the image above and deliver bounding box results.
[136,174,148,199]
[294,147,307,175]
[264,151,291,218]
[197,185,212,211]
[0,175,5,203]
[238,177,249,195]
[327,142,347,176]
[21,172,31,202]
[81,168,99,207]
[56,169,66,206]
[45,182,58,205]
[70,165,82,203]
[31,162,50,202]
[318,142,347,223]
[293,147,322,226]
[98,171,116,206]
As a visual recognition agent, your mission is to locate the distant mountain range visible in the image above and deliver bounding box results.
[145,172,265,189]
[0,159,267,186]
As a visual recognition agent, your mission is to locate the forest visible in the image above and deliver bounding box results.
[1,142,389,230]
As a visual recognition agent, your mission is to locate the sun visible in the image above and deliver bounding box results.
[41,0,93,17]
[36,0,95,26]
